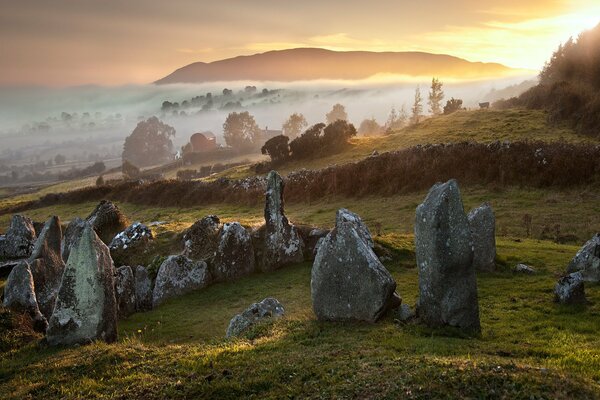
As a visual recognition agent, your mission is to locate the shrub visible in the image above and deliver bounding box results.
[261,135,290,165]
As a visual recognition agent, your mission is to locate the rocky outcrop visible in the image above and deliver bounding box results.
[183,215,221,261]
[211,222,255,282]
[86,200,129,244]
[311,209,397,322]
[28,216,66,320]
[46,224,118,346]
[415,180,480,333]
[2,261,48,332]
[152,255,210,307]
[0,215,36,260]
[226,297,285,337]
[62,217,86,262]
[467,203,496,271]
[566,234,600,282]
[115,266,136,318]
[109,222,153,266]
[554,272,586,304]
[133,265,153,312]
[259,171,304,271]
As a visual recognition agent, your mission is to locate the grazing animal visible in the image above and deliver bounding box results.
[479,102,490,109]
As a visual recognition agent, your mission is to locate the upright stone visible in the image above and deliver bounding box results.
[46,224,118,346]
[62,217,85,262]
[28,216,66,319]
[555,272,586,304]
[115,266,136,318]
[415,180,480,333]
[133,265,153,312]
[152,255,210,307]
[336,208,374,248]
[183,215,221,261]
[0,215,36,260]
[260,171,304,271]
[212,222,255,282]
[2,261,48,331]
[311,210,397,323]
[566,234,600,282]
[467,203,496,271]
[86,200,129,244]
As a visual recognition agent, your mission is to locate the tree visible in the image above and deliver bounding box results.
[261,135,290,165]
[122,116,176,167]
[322,120,357,150]
[282,113,308,138]
[428,78,444,115]
[54,154,66,165]
[289,123,325,159]
[325,103,348,124]
[443,98,464,114]
[410,86,423,125]
[122,159,141,179]
[223,111,263,152]
[358,117,383,136]
[96,175,105,186]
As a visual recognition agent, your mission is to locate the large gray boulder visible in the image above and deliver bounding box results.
[133,265,153,312]
[226,297,285,338]
[28,216,66,320]
[555,272,586,304]
[336,208,374,248]
[62,217,85,262]
[566,234,600,282]
[467,203,496,271]
[86,200,129,244]
[152,255,210,307]
[311,211,397,323]
[211,222,255,282]
[259,171,304,271]
[109,222,153,266]
[415,180,480,333]
[0,215,36,260]
[115,266,136,318]
[46,224,118,346]
[2,261,48,331]
[183,215,221,261]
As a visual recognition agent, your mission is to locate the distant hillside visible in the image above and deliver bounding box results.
[155,48,519,84]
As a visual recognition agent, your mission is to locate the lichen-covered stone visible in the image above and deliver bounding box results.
[226,297,285,337]
[152,255,210,307]
[86,200,129,244]
[46,224,118,346]
[115,266,136,318]
[260,171,304,271]
[211,222,255,282]
[311,212,397,323]
[109,222,153,266]
[515,263,536,274]
[566,234,600,282]
[28,216,66,320]
[296,225,330,261]
[0,215,36,260]
[396,303,415,322]
[467,203,496,271]
[415,180,480,333]
[133,265,153,312]
[336,208,374,248]
[554,272,586,304]
[183,215,221,261]
[2,261,48,332]
[62,217,86,263]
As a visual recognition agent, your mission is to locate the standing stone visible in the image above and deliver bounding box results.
[415,180,480,333]
[467,203,496,271]
[115,266,136,318]
[566,234,600,282]
[2,261,48,332]
[0,215,36,260]
[109,222,154,266]
[46,224,118,345]
[260,171,304,271]
[311,211,397,323]
[86,200,129,244]
[555,272,586,304]
[211,222,255,282]
[133,265,153,312]
[152,255,210,307]
[226,297,285,338]
[28,216,66,320]
[62,217,86,262]
[183,215,221,261]
[336,208,374,248]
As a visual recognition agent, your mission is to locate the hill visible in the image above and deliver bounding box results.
[155,48,520,84]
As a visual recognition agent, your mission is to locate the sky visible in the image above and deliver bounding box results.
[1,0,599,87]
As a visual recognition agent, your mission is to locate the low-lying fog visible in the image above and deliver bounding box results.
[0,75,535,167]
